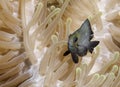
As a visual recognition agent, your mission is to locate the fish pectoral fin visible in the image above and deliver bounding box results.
[71,53,79,63]
[89,41,99,53]
[63,50,70,56]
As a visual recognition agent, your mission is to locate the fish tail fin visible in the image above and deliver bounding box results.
[89,41,99,53]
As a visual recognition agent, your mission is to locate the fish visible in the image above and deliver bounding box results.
[63,19,99,63]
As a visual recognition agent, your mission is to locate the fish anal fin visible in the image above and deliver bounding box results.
[89,48,94,53]
[89,41,99,53]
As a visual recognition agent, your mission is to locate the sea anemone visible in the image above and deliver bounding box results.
[103,0,120,52]
[0,0,120,87]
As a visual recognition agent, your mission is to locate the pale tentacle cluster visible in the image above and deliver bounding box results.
[103,0,120,52]
[63,0,103,32]
[0,0,33,87]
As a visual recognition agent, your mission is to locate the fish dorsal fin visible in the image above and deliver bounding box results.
[90,34,94,40]
[71,19,94,42]
[77,19,93,35]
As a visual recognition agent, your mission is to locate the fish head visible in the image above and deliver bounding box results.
[68,34,78,53]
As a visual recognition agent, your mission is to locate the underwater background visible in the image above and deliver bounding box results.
[0,0,120,87]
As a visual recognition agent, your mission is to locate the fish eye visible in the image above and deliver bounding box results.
[73,37,78,43]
